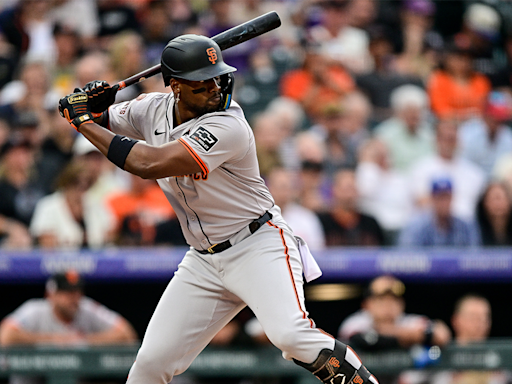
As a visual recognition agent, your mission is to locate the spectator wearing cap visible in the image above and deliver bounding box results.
[454,3,503,77]
[408,118,486,221]
[0,271,137,346]
[427,39,491,121]
[338,275,451,351]
[0,137,44,249]
[458,91,512,176]
[398,178,480,247]
[374,84,435,171]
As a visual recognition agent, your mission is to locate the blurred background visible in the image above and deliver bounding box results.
[1,0,512,383]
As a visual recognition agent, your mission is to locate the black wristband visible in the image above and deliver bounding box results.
[107,135,137,170]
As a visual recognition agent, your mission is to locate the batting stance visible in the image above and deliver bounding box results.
[58,34,378,384]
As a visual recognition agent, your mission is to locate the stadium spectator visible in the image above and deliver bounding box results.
[50,23,82,97]
[0,136,43,248]
[72,134,129,207]
[96,0,140,44]
[374,84,435,171]
[307,100,359,174]
[476,181,512,246]
[490,32,512,93]
[294,132,330,213]
[393,0,442,81]
[318,168,385,246]
[398,178,480,247]
[34,107,75,195]
[409,118,486,221]
[355,25,424,124]
[307,0,372,74]
[314,91,372,172]
[48,0,99,48]
[339,275,451,349]
[425,294,511,384]
[452,294,492,345]
[106,173,176,246]
[454,3,502,77]
[280,42,354,122]
[0,60,58,126]
[346,0,377,30]
[458,91,512,177]
[266,167,326,251]
[29,159,115,249]
[355,139,414,244]
[253,112,286,179]
[141,0,173,66]
[199,0,255,75]
[427,39,491,121]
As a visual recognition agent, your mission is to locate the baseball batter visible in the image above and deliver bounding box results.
[58,34,378,384]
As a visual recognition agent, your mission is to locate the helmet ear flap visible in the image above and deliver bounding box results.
[218,73,235,111]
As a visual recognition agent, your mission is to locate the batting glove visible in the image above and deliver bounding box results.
[83,80,119,113]
[58,88,95,131]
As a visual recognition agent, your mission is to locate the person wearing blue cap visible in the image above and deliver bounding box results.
[398,178,481,246]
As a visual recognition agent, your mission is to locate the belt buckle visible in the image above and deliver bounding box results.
[207,244,218,254]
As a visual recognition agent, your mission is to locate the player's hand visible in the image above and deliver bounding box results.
[83,80,119,113]
[58,88,95,131]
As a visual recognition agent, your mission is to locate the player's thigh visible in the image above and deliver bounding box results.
[224,223,331,358]
[135,251,244,372]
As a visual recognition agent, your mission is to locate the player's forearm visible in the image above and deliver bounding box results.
[84,322,138,345]
[78,123,201,179]
[0,326,66,346]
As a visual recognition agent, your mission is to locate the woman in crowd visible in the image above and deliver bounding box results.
[476,181,512,246]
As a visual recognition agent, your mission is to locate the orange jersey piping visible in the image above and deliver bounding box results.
[267,221,314,328]
[178,138,209,175]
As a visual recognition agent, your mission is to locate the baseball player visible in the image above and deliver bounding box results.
[57,34,378,384]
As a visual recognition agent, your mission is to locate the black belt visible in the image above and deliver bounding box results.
[196,211,273,254]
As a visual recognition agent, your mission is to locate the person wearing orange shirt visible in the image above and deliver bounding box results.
[280,44,355,122]
[427,41,491,121]
[106,173,176,245]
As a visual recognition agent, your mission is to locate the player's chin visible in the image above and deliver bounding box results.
[205,98,221,112]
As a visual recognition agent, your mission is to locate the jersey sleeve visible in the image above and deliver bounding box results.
[178,115,251,174]
[6,300,45,331]
[108,94,157,140]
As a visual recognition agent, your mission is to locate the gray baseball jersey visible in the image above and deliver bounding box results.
[6,297,120,334]
[108,93,274,251]
[107,93,343,384]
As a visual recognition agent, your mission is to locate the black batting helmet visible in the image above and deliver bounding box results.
[161,34,237,85]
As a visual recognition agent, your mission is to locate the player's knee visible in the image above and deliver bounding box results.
[131,350,176,383]
[268,329,303,353]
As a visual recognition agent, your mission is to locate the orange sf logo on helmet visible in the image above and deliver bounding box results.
[206,47,217,64]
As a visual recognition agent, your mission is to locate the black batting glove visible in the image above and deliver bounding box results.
[58,88,95,131]
[83,80,119,113]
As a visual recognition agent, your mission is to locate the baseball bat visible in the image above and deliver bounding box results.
[117,11,281,90]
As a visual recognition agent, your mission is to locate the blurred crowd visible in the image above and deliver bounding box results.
[1,0,512,249]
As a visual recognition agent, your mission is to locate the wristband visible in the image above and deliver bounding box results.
[107,135,137,170]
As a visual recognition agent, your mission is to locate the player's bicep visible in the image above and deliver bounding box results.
[181,121,250,172]
[123,140,202,179]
